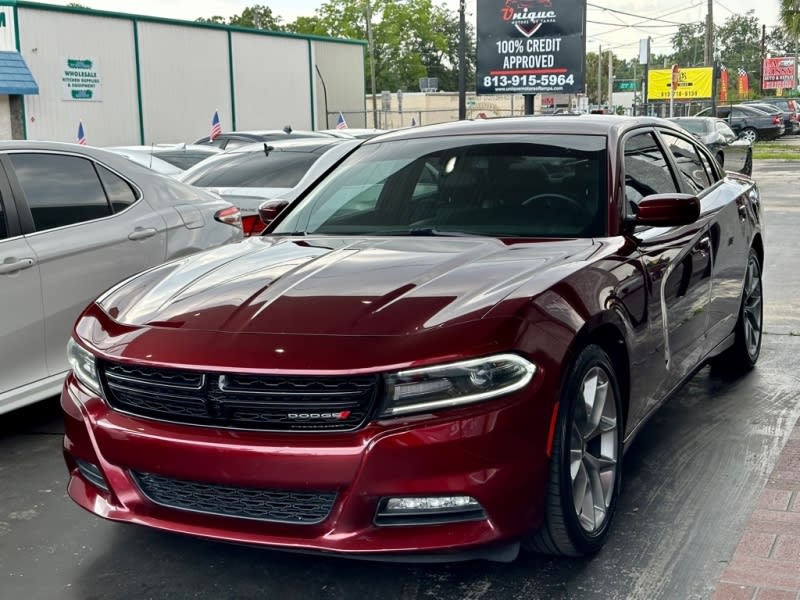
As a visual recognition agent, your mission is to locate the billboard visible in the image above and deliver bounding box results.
[476,0,586,95]
[762,57,797,90]
[647,67,713,100]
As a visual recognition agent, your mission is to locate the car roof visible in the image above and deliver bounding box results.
[225,138,347,154]
[363,115,685,144]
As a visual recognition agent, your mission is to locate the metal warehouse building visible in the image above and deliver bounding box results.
[0,1,366,146]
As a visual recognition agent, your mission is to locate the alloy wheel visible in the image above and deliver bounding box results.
[569,366,619,533]
[739,128,758,143]
[743,255,763,360]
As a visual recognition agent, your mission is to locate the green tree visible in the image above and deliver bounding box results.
[670,23,706,67]
[779,0,800,42]
[230,5,283,30]
[196,5,283,31]
[715,11,762,87]
[287,0,473,92]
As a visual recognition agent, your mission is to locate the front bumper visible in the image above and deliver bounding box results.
[62,371,553,560]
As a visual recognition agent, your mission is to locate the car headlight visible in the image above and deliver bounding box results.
[379,354,536,418]
[67,338,102,396]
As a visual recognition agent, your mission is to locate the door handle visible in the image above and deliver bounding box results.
[738,204,747,220]
[696,236,711,253]
[0,257,35,275]
[128,227,158,241]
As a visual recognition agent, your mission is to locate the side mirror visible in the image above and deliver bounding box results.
[634,193,700,227]
[258,199,290,226]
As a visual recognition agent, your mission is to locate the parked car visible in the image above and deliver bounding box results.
[320,128,388,139]
[194,129,337,150]
[109,144,224,172]
[0,142,243,415]
[179,137,363,235]
[63,116,763,562]
[743,101,800,135]
[694,104,783,142]
[744,98,799,128]
[669,117,753,175]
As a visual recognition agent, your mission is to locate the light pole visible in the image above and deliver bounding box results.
[365,1,378,129]
[458,0,466,120]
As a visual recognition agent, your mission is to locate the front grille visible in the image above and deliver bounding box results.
[132,471,336,524]
[101,362,379,432]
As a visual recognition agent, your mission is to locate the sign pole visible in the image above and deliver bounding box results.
[670,64,680,118]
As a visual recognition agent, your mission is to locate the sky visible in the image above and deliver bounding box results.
[31,0,783,60]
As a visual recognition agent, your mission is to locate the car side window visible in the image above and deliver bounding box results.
[97,165,138,212]
[659,132,711,193]
[623,132,678,206]
[0,193,6,239]
[717,107,731,118]
[9,153,112,232]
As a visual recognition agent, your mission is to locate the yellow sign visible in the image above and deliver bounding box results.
[647,67,713,100]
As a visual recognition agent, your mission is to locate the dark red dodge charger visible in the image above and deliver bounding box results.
[63,116,763,561]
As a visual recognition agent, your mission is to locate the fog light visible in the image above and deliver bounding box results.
[75,458,110,493]
[375,495,486,526]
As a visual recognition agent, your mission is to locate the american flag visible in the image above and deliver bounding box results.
[336,112,348,130]
[210,111,222,140]
[77,121,86,145]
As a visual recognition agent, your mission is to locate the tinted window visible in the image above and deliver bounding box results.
[0,193,6,239]
[275,135,607,238]
[184,151,319,188]
[154,151,214,170]
[9,153,111,232]
[97,165,138,212]
[660,132,711,193]
[623,132,677,206]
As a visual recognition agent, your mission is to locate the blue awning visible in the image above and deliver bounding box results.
[0,51,38,95]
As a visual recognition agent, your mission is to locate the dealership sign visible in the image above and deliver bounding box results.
[61,57,102,101]
[476,0,586,95]
[762,57,797,90]
[647,67,713,100]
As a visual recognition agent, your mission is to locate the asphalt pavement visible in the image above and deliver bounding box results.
[1,154,798,600]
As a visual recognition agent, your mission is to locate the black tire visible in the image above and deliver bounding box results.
[710,248,763,372]
[524,344,624,557]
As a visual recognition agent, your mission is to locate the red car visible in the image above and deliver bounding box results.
[63,116,763,561]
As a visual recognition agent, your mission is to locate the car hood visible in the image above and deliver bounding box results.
[98,236,597,336]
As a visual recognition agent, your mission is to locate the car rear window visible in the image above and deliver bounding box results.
[182,151,319,188]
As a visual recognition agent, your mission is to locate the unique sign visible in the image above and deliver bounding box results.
[61,57,102,101]
[762,57,797,90]
[476,0,586,95]
[647,67,713,100]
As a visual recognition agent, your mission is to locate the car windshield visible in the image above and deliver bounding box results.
[273,134,607,238]
[180,150,319,188]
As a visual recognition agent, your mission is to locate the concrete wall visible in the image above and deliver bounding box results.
[313,41,366,129]
[19,8,139,146]
[232,33,311,131]
[137,22,231,144]
[7,5,365,144]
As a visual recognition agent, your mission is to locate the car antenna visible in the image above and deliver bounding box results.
[263,143,274,157]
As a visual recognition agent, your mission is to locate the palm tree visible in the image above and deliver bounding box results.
[779,0,800,39]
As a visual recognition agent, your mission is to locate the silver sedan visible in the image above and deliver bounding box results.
[0,141,243,414]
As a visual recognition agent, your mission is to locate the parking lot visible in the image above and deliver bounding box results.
[0,151,796,599]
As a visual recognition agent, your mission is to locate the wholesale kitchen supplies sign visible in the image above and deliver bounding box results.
[61,57,102,101]
[476,0,586,95]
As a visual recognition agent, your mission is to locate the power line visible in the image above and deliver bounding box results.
[588,19,678,28]
[587,2,687,25]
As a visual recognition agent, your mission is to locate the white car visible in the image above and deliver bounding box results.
[0,141,243,414]
[108,144,223,178]
[179,138,362,235]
